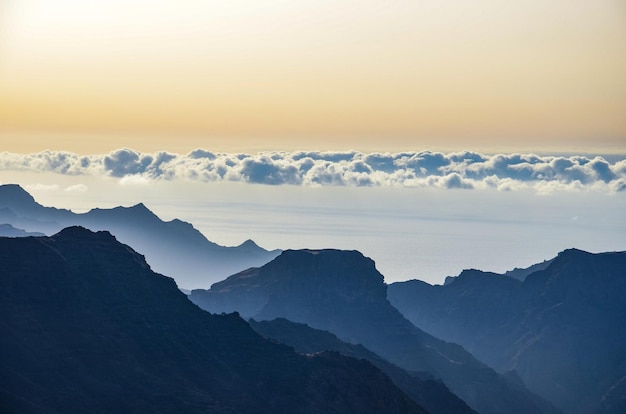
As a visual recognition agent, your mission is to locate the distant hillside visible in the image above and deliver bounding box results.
[388,249,626,414]
[501,258,554,281]
[190,249,560,414]
[0,184,280,288]
[0,223,45,237]
[250,318,477,414]
[443,258,554,285]
[0,227,424,414]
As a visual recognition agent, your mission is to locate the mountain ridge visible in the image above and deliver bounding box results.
[190,248,561,414]
[0,184,280,288]
[0,226,424,414]
[387,248,626,414]
[250,317,477,414]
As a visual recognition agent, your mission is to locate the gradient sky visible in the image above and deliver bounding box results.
[1,0,625,154]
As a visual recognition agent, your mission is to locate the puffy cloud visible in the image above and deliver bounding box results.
[187,149,216,160]
[440,173,473,190]
[103,148,156,177]
[1,149,625,193]
[240,156,301,185]
[0,150,99,175]
[609,178,626,193]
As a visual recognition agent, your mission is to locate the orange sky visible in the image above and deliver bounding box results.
[1,0,625,154]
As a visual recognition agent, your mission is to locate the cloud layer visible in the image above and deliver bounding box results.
[2,149,625,193]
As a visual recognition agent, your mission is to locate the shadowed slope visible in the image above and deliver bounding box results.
[388,249,626,414]
[190,249,560,414]
[250,318,476,414]
[0,228,423,414]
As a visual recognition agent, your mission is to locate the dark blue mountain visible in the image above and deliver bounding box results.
[250,318,477,414]
[190,249,560,414]
[388,249,626,414]
[0,184,280,288]
[0,227,424,414]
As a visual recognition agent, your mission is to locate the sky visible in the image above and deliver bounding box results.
[1,1,625,286]
[1,0,625,153]
[1,150,624,285]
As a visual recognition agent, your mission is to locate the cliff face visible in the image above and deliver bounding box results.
[0,228,423,414]
[197,249,386,324]
[191,249,560,414]
[388,249,626,414]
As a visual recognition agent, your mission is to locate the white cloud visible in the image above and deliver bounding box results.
[119,174,150,186]
[64,184,88,192]
[1,149,625,193]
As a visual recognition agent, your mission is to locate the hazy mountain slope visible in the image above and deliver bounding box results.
[0,185,73,234]
[0,227,424,414]
[502,258,554,281]
[0,223,45,237]
[0,184,280,288]
[387,249,626,414]
[190,249,560,414]
[250,318,476,414]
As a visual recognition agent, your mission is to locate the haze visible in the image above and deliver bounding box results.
[1,0,625,153]
[1,1,624,285]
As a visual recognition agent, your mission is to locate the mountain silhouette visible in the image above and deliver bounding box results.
[0,184,280,288]
[502,258,554,281]
[388,249,626,414]
[189,249,560,414]
[0,227,424,414]
[0,223,45,237]
[250,318,477,414]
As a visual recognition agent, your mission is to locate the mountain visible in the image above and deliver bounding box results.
[502,258,553,281]
[0,184,280,288]
[0,223,45,237]
[250,318,477,414]
[189,249,560,414]
[387,249,626,414]
[443,258,554,286]
[0,227,424,414]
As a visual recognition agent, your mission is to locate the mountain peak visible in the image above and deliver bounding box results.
[236,239,261,250]
[456,268,503,282]
[0,184,38,209]
[52,226,116,242]
[279,248,372,262]
[122,202,155,216]
[269,248,381,286]
[556,248,591,258]
[129,202,149,210]
[85,202,160,222]
[222,248,378,281]
[0,183,32,197]
[198,248,386,320]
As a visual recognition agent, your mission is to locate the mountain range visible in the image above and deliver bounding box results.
[3,183,623,413]
[249,317,477,414]
[0,223,45,237]
[387,249,626,414]
[189,249,560,414]
[0,184,280,288]
[0,227,424,413]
